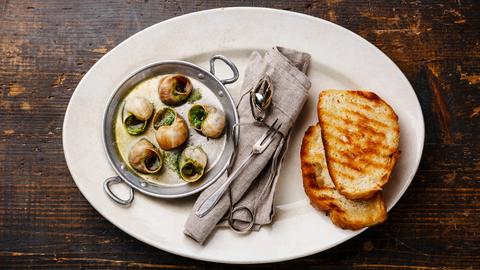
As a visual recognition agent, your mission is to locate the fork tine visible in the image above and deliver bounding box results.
[270,122,282,140]
[258,119,278,143]
[273,122,282,135]
[260,122,282,147]
[268,118,279,133]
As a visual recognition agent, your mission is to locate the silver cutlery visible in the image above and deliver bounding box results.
[250,75,273,122]
[227,133,286,233]
[226,75,274,175]
[196,119,282,218]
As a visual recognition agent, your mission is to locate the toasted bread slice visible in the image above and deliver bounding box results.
[301,124,387,229]
[317,90,400,200]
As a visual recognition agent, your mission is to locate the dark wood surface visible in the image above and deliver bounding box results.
[1,0,479,269]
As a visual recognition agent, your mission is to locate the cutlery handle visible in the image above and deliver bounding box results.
[196,152,254,217]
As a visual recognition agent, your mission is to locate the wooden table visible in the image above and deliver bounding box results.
[1,1,478,269]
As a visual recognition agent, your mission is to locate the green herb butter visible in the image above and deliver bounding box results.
[187,88,202,103]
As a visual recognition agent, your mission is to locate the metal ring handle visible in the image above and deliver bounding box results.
[209,55,239,85]
[228,206,255,234]
[103,176,134,206]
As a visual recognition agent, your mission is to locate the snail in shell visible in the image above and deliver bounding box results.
[188,104,225,138]
[123,96,154,135]
[158,75,192,106]
[128,138,162,174]
[178,146,208,182]
[153,107,188,150]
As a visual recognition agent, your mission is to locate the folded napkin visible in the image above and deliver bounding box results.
[184,47,311,244]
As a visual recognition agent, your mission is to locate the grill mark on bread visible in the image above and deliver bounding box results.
[329,157,384,182]
[329,130,396,156]
[320,119,389,150]
[319,120,396,156]
[323,134,397,169]
[333,140,395,174]
[321,91,398,123]
[341,101,398,123]
[339,108,390,129]
[353,90,381,101]
[345,91,398,121]
[323,136,389,176]
[329,156,363,172]
[329,150,388,172]
[320,110,387,139]
[329,166,356,180]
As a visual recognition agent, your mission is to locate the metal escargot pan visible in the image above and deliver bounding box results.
[102,56,240,204]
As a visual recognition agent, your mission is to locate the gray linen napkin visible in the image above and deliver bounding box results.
[184,47,311,244]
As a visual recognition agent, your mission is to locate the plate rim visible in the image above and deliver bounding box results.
[62,7,425,264]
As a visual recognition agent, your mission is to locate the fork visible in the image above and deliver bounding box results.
[195,119,282,218]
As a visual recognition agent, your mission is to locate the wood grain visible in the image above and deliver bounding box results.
[0,0,479,269]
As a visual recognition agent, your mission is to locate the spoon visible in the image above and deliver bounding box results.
[228,75,274,174]
[250,75,273,122]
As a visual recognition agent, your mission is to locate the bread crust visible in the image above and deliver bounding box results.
[301,124,387,230]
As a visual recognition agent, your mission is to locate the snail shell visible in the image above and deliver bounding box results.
[188,104,225,138]
[158,75,193,106]
[125,96,153,121]
[178,146,208,182]
[153,107,188,150]
[123,97,154,135]
[128,138,162,174]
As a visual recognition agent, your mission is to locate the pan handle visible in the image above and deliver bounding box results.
[103,176,134,206]
[209,55,239,85]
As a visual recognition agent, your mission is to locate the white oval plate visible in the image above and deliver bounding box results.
[63,7,424,264]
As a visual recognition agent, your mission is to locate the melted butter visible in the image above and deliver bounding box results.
[114,75,227,186]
